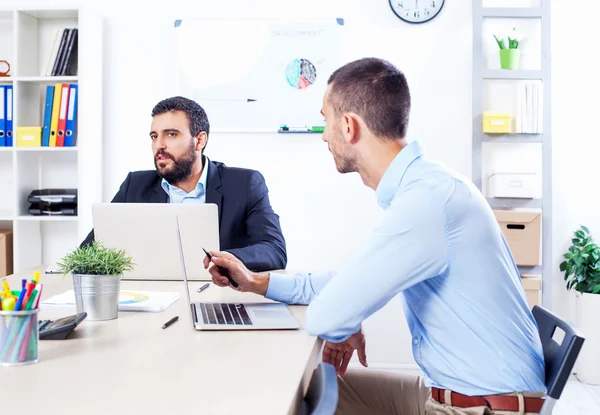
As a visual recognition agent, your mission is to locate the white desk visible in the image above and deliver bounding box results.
[0,266,323,414]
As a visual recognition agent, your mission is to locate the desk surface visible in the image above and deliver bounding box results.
[0,266,322,415]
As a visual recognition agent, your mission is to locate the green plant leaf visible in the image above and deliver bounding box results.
[493,34,506,49]
[582,225,590,234]
[592,284,600,294]
[560,261,567,272]
[564,252,573,259]
[56,240,135,276]
[576,230,585,239]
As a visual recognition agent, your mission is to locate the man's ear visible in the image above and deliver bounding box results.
[341,113,361,145]
[195,132,208,151]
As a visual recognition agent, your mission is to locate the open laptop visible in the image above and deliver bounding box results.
[92,203,219,281]
[175,215,300,331]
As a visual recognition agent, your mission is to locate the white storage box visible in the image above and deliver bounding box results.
[488,172,536,198]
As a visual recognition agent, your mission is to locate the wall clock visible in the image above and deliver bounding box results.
[389,0,445,24]
[0,60,10,77]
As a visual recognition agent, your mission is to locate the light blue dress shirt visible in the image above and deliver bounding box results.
[266,140,546,396]
[161,157,209,203]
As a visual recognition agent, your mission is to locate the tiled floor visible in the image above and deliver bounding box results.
[553,375,600,415]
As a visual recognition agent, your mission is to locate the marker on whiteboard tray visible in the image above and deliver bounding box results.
[278,125,324,133]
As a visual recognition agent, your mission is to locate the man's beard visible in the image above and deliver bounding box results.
[154,143,197,184]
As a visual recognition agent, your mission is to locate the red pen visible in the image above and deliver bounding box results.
[21,282,35,310]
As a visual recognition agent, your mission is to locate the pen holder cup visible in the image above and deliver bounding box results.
[0,309,39,366]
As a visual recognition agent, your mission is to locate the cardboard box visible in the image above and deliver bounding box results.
[0,230,13,277]
[488,172,536,199]
[521,274,542,309]
[494,209,542,266]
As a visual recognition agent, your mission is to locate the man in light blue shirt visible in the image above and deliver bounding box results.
[205,58,546,415]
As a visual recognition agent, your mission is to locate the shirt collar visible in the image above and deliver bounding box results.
[375,140,424,209]
[161,156,209,197]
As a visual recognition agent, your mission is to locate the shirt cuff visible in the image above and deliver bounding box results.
[265,272,296,303]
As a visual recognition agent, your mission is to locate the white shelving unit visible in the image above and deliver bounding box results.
[473,0,552,307]
[0,7,103,274]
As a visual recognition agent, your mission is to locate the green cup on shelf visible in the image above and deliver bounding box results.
[500,49,520,70]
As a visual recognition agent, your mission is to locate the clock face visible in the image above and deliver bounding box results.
[0,60,9,75]
[389,0,445,24]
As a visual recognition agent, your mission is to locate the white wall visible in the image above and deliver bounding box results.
[5,0,474,368]
[550,0,600,323]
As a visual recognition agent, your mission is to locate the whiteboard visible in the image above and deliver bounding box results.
[173,18,344,132]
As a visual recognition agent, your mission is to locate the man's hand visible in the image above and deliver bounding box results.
[322,328,368,375]
[203,251,269,295]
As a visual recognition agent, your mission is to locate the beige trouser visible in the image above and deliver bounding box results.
[335,368,543,415]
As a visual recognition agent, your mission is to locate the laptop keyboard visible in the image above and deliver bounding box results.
[198,303,253,326]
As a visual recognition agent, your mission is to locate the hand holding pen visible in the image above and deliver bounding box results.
[202,248,239,288]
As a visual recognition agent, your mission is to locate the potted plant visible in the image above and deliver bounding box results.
[494,27,520,70]
[560,225,600,385]
[57,240,134,321]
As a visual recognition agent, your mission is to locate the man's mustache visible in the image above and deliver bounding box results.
[155,150,175,161]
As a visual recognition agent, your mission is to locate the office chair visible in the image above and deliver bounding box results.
[532,305,585,415]
[298,362,339,415]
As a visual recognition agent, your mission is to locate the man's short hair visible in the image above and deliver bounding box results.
[152,96,210,139]
[327,58,411,139]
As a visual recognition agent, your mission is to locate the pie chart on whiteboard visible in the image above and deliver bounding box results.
[285,58,317,90]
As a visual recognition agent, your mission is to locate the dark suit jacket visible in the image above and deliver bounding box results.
[81,159,287,272]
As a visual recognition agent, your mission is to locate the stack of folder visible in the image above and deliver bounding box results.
[42,83,78,147]
[46,28,78,77]
[0,85,13,147]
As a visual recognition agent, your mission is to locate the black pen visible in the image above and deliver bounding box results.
[197,283,210,293]
[162,316,179,329]
[202,248,239,288]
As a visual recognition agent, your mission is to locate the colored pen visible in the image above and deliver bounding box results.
[202,248,239,288]
[14,279,27,311]
[197,283,210,293]
[34,284,44,309]
[21,282,35,308]
[1,279,11,299]
[162,316,179,329]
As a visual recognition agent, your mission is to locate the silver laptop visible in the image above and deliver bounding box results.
[175,215,300,331]
[92,203,219,281]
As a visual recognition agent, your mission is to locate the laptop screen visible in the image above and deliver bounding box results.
[175,215,196,326]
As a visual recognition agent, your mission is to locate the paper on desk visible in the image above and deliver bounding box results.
[41,290,180,312]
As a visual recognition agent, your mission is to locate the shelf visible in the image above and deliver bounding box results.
[15,215,78,222]
[0,211,13,221]
[15,147,78,152]
[518,265,542,274]
[17,9,78,20]
[482,134,543,143]
[481,8,543,18]
[0,147,14,152]
[483,70,543,80]
[16,76,78,83]
[486,198,542,209]
[0,77,14,82]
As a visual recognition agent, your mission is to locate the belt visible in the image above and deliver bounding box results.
[432,387,545,413]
